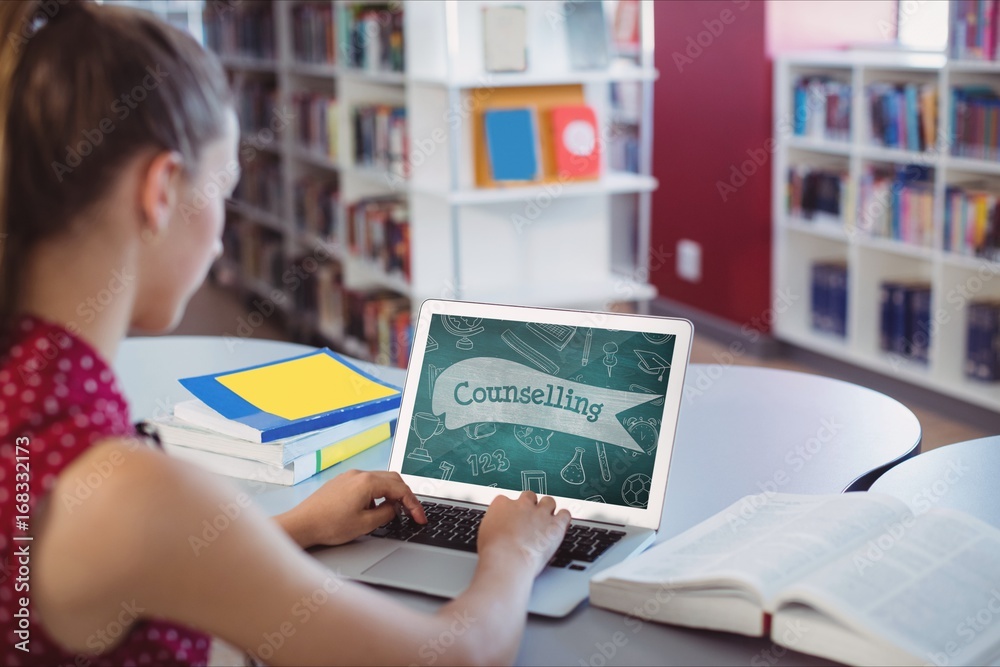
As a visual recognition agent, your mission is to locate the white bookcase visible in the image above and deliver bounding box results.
[773,50,1000,412]
[212,0,658,362]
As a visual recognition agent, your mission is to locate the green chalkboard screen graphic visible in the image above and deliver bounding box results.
[401,314,676,509]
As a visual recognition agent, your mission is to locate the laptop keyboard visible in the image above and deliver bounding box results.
[369,501,626,568]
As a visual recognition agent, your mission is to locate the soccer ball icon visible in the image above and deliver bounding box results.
[621,473,651,508]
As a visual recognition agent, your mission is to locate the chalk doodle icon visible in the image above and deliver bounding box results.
[621,473,652,508]
[526,322,577,350]
[464,422,497,440]
[521,470,548,494]
[407,412,444,463]
[603,342,618,378]
[561,447,587,485]
[635,350,670,382]
[513,425,552,453]
[595,442,612,482]
[625,417,660,457]
[441,315,485,350]
[585,494,606,503]
[501,329,560,374]
[439,461,455,481]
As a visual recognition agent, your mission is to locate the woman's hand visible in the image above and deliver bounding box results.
[277,470,426,549]
[476,491,571,576]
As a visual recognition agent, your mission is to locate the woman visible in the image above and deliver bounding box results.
[0,3,570,665]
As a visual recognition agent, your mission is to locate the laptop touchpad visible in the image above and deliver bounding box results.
[363,547,477,595]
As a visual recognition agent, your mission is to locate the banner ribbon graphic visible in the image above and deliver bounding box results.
[431,358,658,452]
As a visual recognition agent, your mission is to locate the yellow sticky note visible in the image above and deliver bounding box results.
[216,353,398,421]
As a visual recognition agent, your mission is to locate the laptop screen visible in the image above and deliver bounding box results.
[399,313,676,509]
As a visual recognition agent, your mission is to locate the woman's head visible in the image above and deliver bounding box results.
[0,0,237,335]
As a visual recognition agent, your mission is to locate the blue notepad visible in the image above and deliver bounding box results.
[484,108,540,182]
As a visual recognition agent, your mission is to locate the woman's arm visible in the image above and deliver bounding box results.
[34,439,568,666]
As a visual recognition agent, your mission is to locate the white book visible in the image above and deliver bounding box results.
[483,5,527,73]
[162,401,396,466]
[591,492,1000,666]
[161,419,396,486]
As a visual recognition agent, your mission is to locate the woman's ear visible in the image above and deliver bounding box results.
[139,151,185,243]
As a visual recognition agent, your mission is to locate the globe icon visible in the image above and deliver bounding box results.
[621,473,651,508]
[441,315,485,350]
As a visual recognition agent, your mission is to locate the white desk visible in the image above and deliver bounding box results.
[116,336,921,666]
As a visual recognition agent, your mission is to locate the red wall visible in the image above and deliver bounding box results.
[651,0,773,330]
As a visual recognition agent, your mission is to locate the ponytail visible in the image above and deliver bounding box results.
[0,1,41,338]
[0,0,232,339]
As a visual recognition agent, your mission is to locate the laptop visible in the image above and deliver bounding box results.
[312,299,693,617]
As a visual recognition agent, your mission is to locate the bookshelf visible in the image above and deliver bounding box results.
[206,0,659,367]
[773,48,1000,412]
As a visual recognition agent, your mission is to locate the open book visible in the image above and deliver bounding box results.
[590,493,1000,666]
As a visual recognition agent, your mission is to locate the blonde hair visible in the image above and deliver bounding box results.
[0,0,232,336]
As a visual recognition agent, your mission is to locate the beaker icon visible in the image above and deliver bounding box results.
[561,447,587,485]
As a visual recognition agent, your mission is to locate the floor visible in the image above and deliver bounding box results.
[171,283,998,452]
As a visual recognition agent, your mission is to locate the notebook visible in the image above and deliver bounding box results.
[311,299,693,617]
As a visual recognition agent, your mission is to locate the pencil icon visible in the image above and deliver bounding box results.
[582,328,593,366]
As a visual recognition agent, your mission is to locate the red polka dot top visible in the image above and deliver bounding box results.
[0,316,211,666]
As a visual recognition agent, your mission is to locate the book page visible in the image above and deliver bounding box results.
[597,493,909,600]
[774,509,1000,665]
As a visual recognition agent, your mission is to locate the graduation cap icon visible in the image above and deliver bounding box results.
[634,350,670,382]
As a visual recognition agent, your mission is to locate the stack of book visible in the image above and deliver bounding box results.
[967,300,1000,381]
[879,281,932,363]
[151,348,402,485]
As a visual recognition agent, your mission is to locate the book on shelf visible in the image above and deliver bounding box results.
[857,164,933,247]
[293,92,339,160]
[879,281,932,363]
[564,0,610,70]
[338,2,404,73]
[291,3,336,65]
[294,175,340,240]
[792,76,851,142]
[178,348,402,443]
[787,165,847,223]
[966,299,1000,381]
[482,5,528,73]
[342,290,412,369]
[346,196,410,280]
[866,82,937,152]
[944,184,1000,260]
[203,4,276,61]
[590,491,1000,666]
[951,86,1000,161]
[160,418,397,486]
[484,107,541,182]
[950,0,1000,61]
[235,81,278,136]
[612,0,640,50]
[550,104,601,180]
[233,156,283,218]
[810,261,848,337]
[353,104,407,178]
